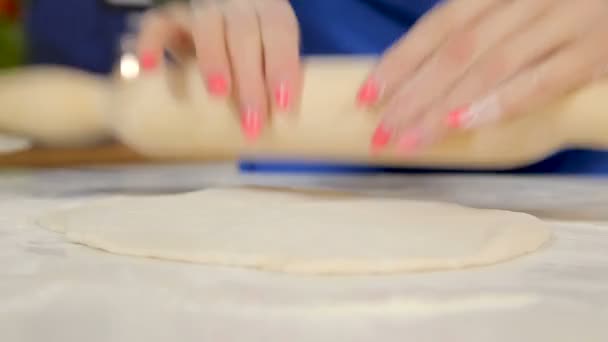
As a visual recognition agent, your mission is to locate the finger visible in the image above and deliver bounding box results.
[136,9,179,71]
[391,9,608,155]
[371,85,455,154]
[256,0,301,114]
[162,5,197,64]
[391,112,447,156]
[443,0,604,128]
[224,1,268,141]
[372,28,479,149]
[385,0,554,127]
[359,0,499,107]
[372,21,488,152]
[191,1,231,97]
[449,32,608,130]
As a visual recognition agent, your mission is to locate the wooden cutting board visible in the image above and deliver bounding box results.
[0,143,236,167]
[0,144,149,167]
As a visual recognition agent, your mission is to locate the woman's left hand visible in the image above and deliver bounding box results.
[359,0,608,152]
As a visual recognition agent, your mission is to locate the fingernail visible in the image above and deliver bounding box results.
[397,130,421,153]
[357,78,380,106]
[445,106,468,128]
[139,51,158,71]
[371,124,392,151]
[241,108,263,141]
[446,95,502,129]
[206,73,229,97]
[274,82,291,111]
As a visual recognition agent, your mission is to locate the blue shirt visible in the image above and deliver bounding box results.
[26,0,608,174]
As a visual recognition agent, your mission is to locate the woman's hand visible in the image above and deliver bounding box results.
[360,0,608,152]
[136,0,301,141]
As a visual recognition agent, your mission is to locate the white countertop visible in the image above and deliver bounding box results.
[1,163,607,341]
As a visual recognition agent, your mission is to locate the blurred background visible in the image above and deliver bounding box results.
[0,0,155,72]
[0,0,23,68]
[0,1,158,166]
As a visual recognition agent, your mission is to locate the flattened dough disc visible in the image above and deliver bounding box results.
[38,188,551,275]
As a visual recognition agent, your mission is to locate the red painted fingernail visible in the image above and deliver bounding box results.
[275,82,291,111]
[445,107,468,128]
[241,108,262,141]
[397,131,421,153]
[357,78,380,106]
[206,73,229,97]
[139,51,158,71]
[371,124,392,151]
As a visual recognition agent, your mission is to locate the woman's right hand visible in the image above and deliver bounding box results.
[135,0,301,141]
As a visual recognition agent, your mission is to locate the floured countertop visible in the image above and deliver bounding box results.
[0,163,607,342]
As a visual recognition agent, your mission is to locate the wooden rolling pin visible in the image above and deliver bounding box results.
[2,57,608,169]
[0,67,112,148]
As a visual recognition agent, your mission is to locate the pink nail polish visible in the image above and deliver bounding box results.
[241,108,262,141]
[371,124,392,151]
[206,73,229,97]
[447,96,502,129]
[397,131,421,153]
[275,82,291,111]
[139,51,158,71]
[357,78,380,106]
[445,107,468,128]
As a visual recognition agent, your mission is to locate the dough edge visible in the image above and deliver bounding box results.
[37,189,553,275]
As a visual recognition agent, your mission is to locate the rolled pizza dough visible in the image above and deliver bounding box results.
[38,188,551,275]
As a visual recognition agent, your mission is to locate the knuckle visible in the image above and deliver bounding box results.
[225,18,260,43]
[476,53,510,88]
[437,29,477,68]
